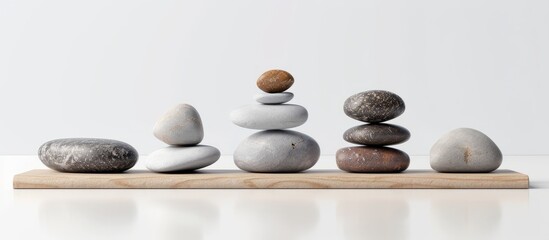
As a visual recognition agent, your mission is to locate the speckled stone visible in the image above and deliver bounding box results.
[153,104,204,146]
[234,130,320,173]
[343,123,410,146]
[343,90,405,123]
[230,104,308,130]
[146,145,220,172]
[254,92,294,104]
[430,128,502,173]
[256,69,294,93]
[38,138,138,173]
[336,146,409,173]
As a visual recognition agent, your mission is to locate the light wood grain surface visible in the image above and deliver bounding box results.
[12,169,529,189]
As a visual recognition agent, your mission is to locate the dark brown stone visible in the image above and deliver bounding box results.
[256,69,294,93]
[343,90,405,123]
[336,146,410,173]
[343,123,410,146]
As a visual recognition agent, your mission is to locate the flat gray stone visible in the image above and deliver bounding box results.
[230,104,308,130]
[38,138,138,173]
[343,123,410,145]
[234,130,320,173]
[146,145,220,172]
[430,128,502,173]
[254,92,294,104]
[153,104,204,146]
[344,90,405,123]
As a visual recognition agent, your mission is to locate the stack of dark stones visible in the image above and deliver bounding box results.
[336,90,411,173]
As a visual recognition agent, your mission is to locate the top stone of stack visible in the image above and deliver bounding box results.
[153,104,204,146]
[256,69,294,93]
[343,90,405,123]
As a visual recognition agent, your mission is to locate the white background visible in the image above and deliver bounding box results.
[1,0,548,155]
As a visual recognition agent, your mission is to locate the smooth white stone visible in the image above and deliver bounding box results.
[153,104,204,145]
[254,92,294,104]
[146,145,220,172]
[234,130,320,173]
[430,128,502,173]
[230,104,308,130]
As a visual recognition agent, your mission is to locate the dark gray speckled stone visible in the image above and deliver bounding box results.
[344,90,405,123]
[38,138,138,173]
[343,123,410,146]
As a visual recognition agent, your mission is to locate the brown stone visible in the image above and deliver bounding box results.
[336,146,410,173]
[256,69,294,93]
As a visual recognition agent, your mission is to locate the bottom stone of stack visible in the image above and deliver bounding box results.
[146,145,220,172]
[336,146,409,173]
[234,130,320,173]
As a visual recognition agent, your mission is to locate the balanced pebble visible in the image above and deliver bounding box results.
[230,104,308,130]
[343,90,405,123]
[146,145,220,172]
[430,128,502,173]
[336,146,409,173]
[254,92,294,104]
[343,123,410,146]
[234,130,320,173]
[153,104,204,146]
[256,69,294,93]
[38,138,138,173]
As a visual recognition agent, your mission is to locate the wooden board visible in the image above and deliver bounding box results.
[13,169,529,189]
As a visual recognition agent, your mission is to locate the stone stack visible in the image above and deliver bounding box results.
[231,69,320,173]
[146,104,220,172]
[336,90,411,173]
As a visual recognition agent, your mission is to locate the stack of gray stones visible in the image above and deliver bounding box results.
[230,69,320,173]
[336,90,411,173]
[147,104,220,172]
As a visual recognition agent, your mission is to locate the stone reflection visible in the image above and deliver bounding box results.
[140,190,220,240]
[336,190,410,240]
[428,190,517,239]
[36,190,137,240]
[233,190,320,240]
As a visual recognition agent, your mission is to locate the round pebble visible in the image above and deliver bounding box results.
[38,138,138,173]
[234,130,320,173]
[343,90,405,123]
[336,146,409,173]
[256,69,294,93]
[230,104,308,130]
[153,104,204,146]
[146,145,220,172]
[254,92,294,104]
[343,123,410,146]
[430,128,502,173]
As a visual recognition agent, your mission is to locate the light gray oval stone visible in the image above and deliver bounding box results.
[234,130,320,173]
[254,92,294,104]
[430,128,502,173]
[146,145,220,172]
[153,104,204,146]
[38,138,138,173]
[230,104,308,130]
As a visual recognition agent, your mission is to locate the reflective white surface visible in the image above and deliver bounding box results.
[1,156,548,240]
